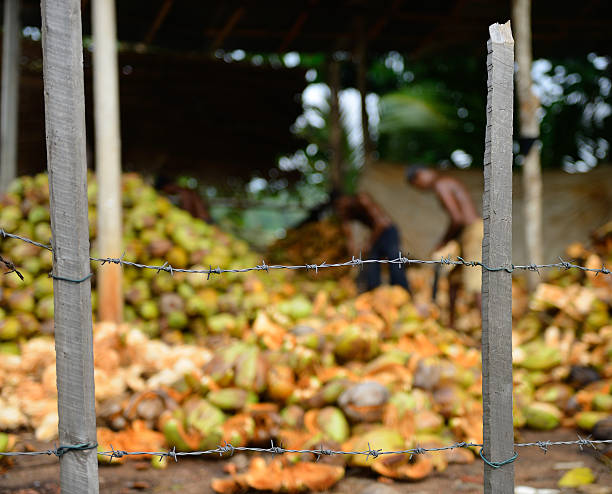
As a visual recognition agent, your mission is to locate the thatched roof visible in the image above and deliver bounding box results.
[17,0,612,57]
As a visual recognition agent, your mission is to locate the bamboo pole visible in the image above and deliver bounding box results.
[40,0,99,491]
[481,21,515,494]
[92,0,123,322]
[513,0,542,291]
[0,0,20,193]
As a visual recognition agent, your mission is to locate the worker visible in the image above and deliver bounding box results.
[333,190,411,293]
[405,165,483,327]
[154,176,212,223]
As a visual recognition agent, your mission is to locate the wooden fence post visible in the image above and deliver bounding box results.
[40,1,99,492]
[482,22,515,494]
[0,0,20,194]
[92,0,124,323]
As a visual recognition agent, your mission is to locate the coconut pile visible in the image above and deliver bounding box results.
[0,259,611,491]
[1,173,611,492]
[0,173,356,348]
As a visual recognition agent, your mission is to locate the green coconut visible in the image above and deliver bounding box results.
[278,295,313,320]
[347,428,405,467]
[207,388,257,411]
[558,467,595,487]
[575,411,610,431]
[523,402,562,430]
[317,407,350,443]
[334,324,379,362]
[0,317,20,340]
[518,341,562,371]
[592,393,612,412]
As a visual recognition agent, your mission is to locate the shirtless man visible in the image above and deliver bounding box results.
[406,166,482,326]
[334,191,411,293]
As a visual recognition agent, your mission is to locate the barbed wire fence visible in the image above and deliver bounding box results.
[2,23,612,494]
[1,225,612,473]
[2,228,611,280]
[2,438,612,467]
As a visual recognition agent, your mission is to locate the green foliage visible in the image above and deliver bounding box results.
[373,53,486,166]
[374,51,610,169]
[535,56,611,170]
[379,86,455,133]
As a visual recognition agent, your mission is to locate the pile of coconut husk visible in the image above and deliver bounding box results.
[267,218,351,279]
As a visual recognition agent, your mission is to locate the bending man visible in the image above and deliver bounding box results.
[334,190,411,293]
[406,166,482,326]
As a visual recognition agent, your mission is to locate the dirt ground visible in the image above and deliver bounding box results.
[1,429,610,494]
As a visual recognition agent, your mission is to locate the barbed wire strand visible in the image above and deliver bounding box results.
[1,437,611,464]
[2,228,610,279]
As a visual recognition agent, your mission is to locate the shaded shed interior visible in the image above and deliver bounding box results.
[16,0,612,57]
[16,40,306,185]
[8,0,612,184]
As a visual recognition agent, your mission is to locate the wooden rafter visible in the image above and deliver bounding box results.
[142,0,174,45]
[210,6,246,51]
[277,0,319,53]
[367,0,403,41]
[411,0,471,58]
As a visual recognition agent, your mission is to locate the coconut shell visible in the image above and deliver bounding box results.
[267,365,296,403]
[338,381,389,422]
[592,416,612,439]
[371,454,434,481]
[222,413,255,447]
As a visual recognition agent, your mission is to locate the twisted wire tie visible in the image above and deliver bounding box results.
[479,448,518,469]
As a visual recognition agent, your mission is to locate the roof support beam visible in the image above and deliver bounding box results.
[142,0,174,46]
[210,6,246,52]
[278,0,319,53]
[328,56,343,191]
[412,0,470,57]
[367,0,403,41]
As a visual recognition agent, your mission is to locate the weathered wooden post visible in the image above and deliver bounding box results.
[513,0,542,291]
[92,0,123,323]
[0,0,20,193]
[481,21,515,494]
[355,17,372,169]
[328,56,343,191]
[40,0,99,492]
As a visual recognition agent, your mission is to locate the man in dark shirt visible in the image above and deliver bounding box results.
[334,191,411,293]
